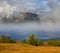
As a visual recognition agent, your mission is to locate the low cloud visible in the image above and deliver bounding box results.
[0,0,60,32]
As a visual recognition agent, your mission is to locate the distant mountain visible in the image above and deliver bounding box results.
[1,12,40,23]
[25,12,39,21]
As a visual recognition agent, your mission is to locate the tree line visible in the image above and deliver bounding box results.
[22,34,60,46]
[0,34,60,46]
[0,34,16,43]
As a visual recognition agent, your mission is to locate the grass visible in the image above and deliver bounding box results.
[0,43,60,53]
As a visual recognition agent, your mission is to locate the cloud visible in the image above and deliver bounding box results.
[46,0,60,21]
[47,0,57,9]
[0,0,49,15]
[0,0,38,17]
[0,1,17,17]
[0,0,60,32]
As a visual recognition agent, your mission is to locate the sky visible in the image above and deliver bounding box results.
[0,0,54,14]
[0,0,59,16]
[0,0,59,15]
[0,0,60,32]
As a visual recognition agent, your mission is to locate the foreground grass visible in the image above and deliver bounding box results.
[0,43,60,53]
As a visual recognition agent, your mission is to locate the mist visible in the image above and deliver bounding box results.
[0,0,60,32]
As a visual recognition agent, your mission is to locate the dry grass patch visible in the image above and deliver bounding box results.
[0,43,60,53]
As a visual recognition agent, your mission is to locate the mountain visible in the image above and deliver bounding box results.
[25,12,39,21]
[1,12,40,23]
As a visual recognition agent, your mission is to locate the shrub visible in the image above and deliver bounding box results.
[48,39,60,46]
[22,39,26,43]
[34,38,43,46]
[23,34,43,46]
[0,34,16,43]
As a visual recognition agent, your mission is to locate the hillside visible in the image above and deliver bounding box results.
[0,43,60,53]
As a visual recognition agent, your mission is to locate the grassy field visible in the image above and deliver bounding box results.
[0,43,60,53]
